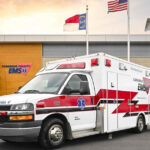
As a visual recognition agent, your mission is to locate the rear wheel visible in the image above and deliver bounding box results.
[38,118,66,148]
[135,115,145,133]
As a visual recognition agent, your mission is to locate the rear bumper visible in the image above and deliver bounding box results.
[0,121,42,141]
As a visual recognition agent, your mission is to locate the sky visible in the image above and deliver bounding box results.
[0,0,149,34]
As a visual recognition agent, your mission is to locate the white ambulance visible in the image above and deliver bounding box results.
[0,53,150,148]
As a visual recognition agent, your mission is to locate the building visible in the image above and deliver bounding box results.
[0,34,150,95]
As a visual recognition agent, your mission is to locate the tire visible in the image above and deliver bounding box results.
[135,115,145,133]
[38,118,66,148]
[3,140,15,143]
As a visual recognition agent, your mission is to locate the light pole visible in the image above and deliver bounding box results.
[145,18,150,31]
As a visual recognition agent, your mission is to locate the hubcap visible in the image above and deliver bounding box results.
[138,118,144,131]
[48,124,63,145]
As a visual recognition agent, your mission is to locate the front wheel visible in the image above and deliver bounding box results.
[135,115,145,133]
[2,140,16,143]
[38,118,66,148]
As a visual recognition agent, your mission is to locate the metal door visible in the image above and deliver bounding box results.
[118,74,131,129]
[107,72,118,132]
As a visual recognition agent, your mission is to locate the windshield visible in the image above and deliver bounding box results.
[18,73,69,94]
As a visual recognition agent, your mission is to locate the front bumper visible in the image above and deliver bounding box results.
[0,121,42,141]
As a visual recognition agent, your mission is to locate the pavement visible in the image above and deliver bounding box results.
[0,129,150,150]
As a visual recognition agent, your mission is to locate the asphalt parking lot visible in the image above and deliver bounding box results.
[0,129,150,150]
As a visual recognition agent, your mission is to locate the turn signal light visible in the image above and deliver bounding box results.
[91,58,99,66]
[135,105,139,109]
[9,115,33,121]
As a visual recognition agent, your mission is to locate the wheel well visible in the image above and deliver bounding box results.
[42,113,67,126]
[139,113,146,125]
[41,113,72,140]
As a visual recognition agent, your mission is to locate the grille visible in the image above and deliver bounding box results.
[0,105,11,111]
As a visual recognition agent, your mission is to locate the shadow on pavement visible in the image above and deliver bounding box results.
[0,129,149,150]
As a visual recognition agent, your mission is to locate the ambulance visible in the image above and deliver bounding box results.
[0,52,150,148]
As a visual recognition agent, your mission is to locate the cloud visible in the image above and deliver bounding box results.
[0,0,148,34]
[0,0,82,18]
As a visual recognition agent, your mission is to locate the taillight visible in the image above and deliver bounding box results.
[105,59,111,67]
[91,58,99,66]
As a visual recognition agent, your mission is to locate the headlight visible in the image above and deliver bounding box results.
[10,103,34,111]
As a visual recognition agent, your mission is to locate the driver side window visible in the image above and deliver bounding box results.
[62,74,90,95]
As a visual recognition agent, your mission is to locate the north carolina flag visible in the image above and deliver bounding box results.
[64,14,86,31]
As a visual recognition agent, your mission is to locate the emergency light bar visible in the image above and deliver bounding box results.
[91,58,99,66]
[105,59,111,67]
[58,62,85,69]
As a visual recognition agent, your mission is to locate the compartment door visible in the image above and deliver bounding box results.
[107,72,118,132]
[118,74,131,129]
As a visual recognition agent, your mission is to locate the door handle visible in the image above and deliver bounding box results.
[111,82,114,88]
[91,97,94,105]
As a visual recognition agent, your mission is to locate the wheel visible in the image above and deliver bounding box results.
[3,140,14,143]
[2,139,18,143]
[38,118,66,148]
[135,115,145,133]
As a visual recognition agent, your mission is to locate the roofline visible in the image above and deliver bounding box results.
[0,34,150,43]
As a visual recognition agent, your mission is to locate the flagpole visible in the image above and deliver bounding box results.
[127,0,130,62]
[86,3,89,55]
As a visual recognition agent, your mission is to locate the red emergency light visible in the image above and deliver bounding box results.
[58,62,85,69]
[105,59,111,67]
[91,58,99,66]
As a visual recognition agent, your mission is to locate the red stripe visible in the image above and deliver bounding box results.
[65,15,79,23]
[37,89,149,115]
[108,4,127,9]
[108,8,127,12]
[108,5,127,10]
[38,96,94,107]
[96,89,149,114]
[108,1,118,6]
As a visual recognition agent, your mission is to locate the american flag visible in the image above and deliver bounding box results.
[108,0,128,13]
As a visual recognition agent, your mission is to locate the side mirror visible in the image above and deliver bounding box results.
[62,86,71,95]
[18,86,22,91]
[80,81,90,95]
